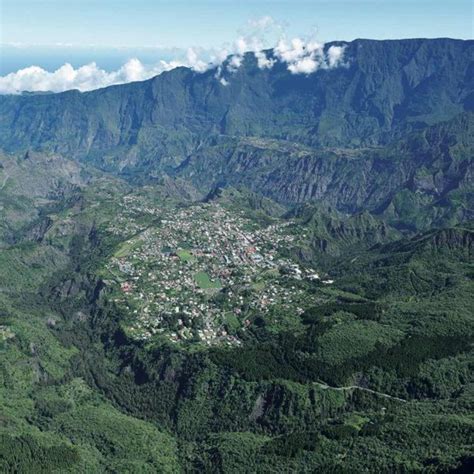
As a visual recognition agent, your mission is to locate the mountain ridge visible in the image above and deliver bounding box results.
[1,38,472,173]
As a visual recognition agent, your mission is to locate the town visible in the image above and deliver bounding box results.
[102,196,331,346]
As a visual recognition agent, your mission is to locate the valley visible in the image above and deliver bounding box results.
[0,155,471,471]
[0,37,472,472]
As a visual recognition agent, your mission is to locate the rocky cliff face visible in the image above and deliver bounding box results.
[0,39,472,171]
[175,113,473,230]
[0,39,472,231]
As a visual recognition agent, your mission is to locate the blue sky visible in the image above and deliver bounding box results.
[2,0,472,50]
[0,0,472,93]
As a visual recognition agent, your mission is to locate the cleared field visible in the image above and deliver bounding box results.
[177,249,196,262]
[194,271,221,289]
[114,239,141,258]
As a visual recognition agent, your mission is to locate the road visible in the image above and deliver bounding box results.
[314,381,407,403]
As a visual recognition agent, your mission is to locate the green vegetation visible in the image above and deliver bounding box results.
[0,140,472,472]
[0,166,472,471]
[177,249,196,263]
[194,271,221,289]
[0,38,473,471]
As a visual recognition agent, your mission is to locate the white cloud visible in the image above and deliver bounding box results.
[214,66,229,86]
[227,54,243,72]
[288,57,318,74]
[0,18,347,94]
[235,37,249,56]
[219,16,283,76]
[0,59,177,94]
[274,38,346,75]
[185,48,208,73]
[255,51,275,69]
[327,45,346,68]
[119,58,146,82]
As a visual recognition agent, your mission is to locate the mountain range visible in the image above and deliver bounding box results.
[1,38,473,230]
[0,38,473,472]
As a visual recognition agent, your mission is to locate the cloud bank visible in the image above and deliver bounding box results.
[0,59,171,95]
[0,17,347,94]
[275,39,346,74]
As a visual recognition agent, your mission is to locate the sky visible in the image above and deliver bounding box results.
[0,0,472,93]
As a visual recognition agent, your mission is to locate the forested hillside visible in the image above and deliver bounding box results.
[0,38,473,472]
